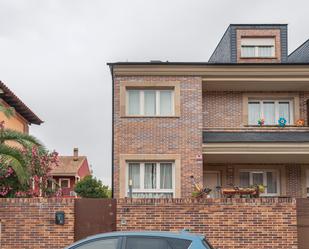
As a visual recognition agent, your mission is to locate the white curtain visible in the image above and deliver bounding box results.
[252,172,264,186]
[241,46,255,57]
[160,90,172,116]
[267,172,277,194]
[160,163,172,189]
[132,193,173,198]
[239,172,250,187]
[263,102,275,125]
[144,163,156,189]
[128,163,140,189]
[248,102,260,125]
[258,46,273,57]
[128,90,140,115]
[279,102,290,123]
[144,90,156,116]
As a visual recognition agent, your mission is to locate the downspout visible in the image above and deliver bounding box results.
[110,65,115,199]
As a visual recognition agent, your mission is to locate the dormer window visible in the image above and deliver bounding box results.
[241,38,275,58]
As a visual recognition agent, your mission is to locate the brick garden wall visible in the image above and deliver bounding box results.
[0,198,75,249]
[0,198,300,249]
[117,198,298,249]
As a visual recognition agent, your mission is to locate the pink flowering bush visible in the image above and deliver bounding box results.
[0,148,59,198]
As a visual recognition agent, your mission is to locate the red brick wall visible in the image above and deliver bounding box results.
[203,91,243,128]
[113,76,203,198]
[0,198,75,249]
[117,198,298,249]
[286,165,303,197]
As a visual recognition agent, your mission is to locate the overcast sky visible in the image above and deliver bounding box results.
[0,0,308,186]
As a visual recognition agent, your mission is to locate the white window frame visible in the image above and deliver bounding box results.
[59,178,70,188]
[126,162,175,197]
[248,99,294,125]
[241,38,275,58]
[239,169,280,197]
[126,89,175,116]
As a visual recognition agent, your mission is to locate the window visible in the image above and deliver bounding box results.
[248,100,293,125]
[59,178,70,188]
[125,237,171,249]
[127,162,174,198]
[127,89,174,116]
[74,238,119,249]
[241,38,275,58]
[239,170,279,196]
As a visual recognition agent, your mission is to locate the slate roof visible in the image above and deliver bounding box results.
[0,81,43,125]
[51,156,87,176]
[288,39,309,63]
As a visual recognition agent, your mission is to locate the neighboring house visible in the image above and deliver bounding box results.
[0,81,43,132]
[50,148,91,196]
[110,24,309,198]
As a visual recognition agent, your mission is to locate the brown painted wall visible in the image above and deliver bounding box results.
[0,198,75,249]
[113,76,203,198]
[117,198,298,249]
[0,100,29,133]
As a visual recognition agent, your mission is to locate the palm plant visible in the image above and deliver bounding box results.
[0,104,45,185]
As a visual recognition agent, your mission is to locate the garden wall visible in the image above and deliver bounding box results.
[0,198,300,249]
[0,198,75,249]
[117,198,298,249]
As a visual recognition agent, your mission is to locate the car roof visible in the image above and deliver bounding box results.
[66,231,204,248]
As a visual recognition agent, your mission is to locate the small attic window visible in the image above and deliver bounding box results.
[241,38,275,58]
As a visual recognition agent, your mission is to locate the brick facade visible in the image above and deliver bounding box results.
[286,165,303,197]
[203,91,309,128]
[0,198,75,249]
[117,198,298,249]
[113,76,203,198]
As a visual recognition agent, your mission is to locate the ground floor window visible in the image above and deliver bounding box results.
[127,162,174,198]
[239,170,279,196]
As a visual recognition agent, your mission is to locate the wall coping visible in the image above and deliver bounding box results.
[0,197,75,204]
[117,197,296,205]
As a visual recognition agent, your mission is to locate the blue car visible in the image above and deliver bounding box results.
[65,231,215,249]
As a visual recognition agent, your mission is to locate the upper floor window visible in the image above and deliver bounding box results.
[241,38,275,58]
[127,89,174,116]
[248,100,293,125]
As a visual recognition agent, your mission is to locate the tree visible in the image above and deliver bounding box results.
[74,175,111,198]
[0,103,59,197]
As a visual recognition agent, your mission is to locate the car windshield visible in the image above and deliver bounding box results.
[202,239,215,249]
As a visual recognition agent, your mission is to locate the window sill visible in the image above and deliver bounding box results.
[244,125,304,128]
[122,115,180,118]
[240,56,277,59]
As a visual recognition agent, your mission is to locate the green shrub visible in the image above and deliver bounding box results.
[74,175,111,198]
